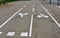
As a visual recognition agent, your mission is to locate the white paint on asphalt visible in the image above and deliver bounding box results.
[32,7,35,12]
[44,15,49,18]
[24,13,28,15]
[37,15,41,18]
[20,32,28,36]
[59,6,60,8]
[40,13,49,18]
[23,5,27,7]
[0,32,2,35]
[56,5,60,8]
[18,13,28,17]
[32,7,35,15]
[37,0,60,27]
[40,13,45,17]
[6,32,15,36]
[29,3,35,37]
[29,14,33,37]
[0,1,31,28]
[37,13,49,18]
[18,13,24,17]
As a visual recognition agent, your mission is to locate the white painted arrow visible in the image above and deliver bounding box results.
[18,13,28,17]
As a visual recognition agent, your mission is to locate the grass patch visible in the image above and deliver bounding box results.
[0,0,31,5]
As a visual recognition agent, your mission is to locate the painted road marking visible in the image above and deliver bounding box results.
[18,13,28,17]
[37,15,41,18]
[0,32,2,35]
[29,14,33,37]
[37,0,60,27]
[0,1,31,28]
[44,15,49,18]
[24,13,28,15]
[37,13,49,18]
[59,6,60,8]
[18,13,24,17]
[37,15,48,18]
[40,13,45,17]
[40,13,49,18]
[29,2,35,36]
[20,32,28,36]
[56,5,60,8]
[6,32,15,36]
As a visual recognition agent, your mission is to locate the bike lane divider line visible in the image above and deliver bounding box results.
[29,2,35,37]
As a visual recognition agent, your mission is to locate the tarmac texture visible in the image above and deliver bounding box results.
[0,0,60,38]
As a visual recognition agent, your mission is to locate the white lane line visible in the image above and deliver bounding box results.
[0,32,2,35]
[37,0,60,27]
[0,1,31,28]
[6,32,15,36]
[20,32,28,36]
[29,3,35,37]
[29,14,33,37]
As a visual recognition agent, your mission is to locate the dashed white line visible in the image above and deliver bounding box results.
[20,32,28,36]
[6,32,15,36]
[29,14,33,37]
[0,1,31,28]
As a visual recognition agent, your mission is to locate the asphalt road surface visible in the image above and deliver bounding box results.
[0,0,60,38]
